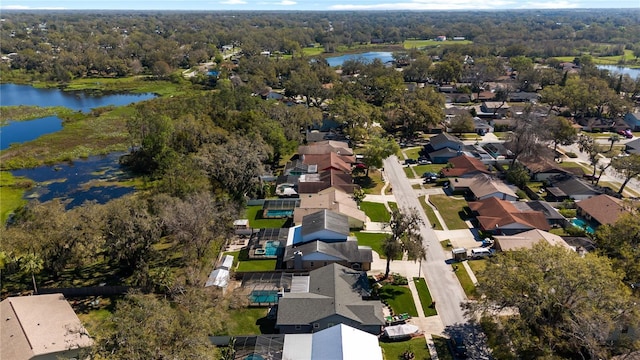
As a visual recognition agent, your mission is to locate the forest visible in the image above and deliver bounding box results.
[1,9,640,359]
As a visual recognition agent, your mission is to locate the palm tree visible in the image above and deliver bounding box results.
[20,252,43,294]
[608,134,620,152]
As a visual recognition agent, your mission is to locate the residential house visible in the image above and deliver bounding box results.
[493,229,573,251]
[248,228,289,259]
[519,156,573,181]
[1,294,94,360]
[283,158,318,176]
[576,194,627,228]
[482,142,513,159]
[451,173,518,201]
[468,197,550,235]
[623,112,640,131]
[302,153,353,173]
[276,263,385,334]
[512,200,566,228]
[294,187,368,229]
[624,138,640,155]
[215,322,383,360]
[508,92,540,103]
[440,155,491,178]
[479,101,510,118]
[284,210,372,271]
[298,140,354,157]
[546,175,600,201]
[424,133,465,164]
[306,130,346,143]
[298,169,359,195]
[473,117,494,135]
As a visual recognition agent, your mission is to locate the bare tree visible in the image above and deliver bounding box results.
[382,208,425,280]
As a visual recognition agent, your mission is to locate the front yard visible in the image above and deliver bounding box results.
[360,201,391,222]
[428,195,469,230]
[377,280,419,317]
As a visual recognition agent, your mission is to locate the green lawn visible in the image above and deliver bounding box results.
[403,166,417,178]
[360,201,391,222]
[428,195,469,230]
[301,46,325,56]
[404,39,472,48]
[388,202,398,212]
[432,335,454,360]
[439,240,452,250]
[467,259,487,274]
[354,232,403,260]
[557,161,590,174]
[453,263,478,300]
[413,164,446,176]
[419,196,443,230]
[355,170,385,195]
[378,284,419,317]
[223,249,277,272]
[225,307,274,335]
[413,278,437,317]
[381,337,431,360]
[244,205,288,229]
[404,147,422,159]
[0,171,30,224]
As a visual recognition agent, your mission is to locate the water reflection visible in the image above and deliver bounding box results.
[11,153,135,208]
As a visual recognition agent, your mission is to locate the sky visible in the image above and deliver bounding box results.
[1,0,638,11]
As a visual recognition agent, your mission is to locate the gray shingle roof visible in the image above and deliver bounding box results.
[301,209,350,241]
[283,239,371,264]
[276,264,384,327]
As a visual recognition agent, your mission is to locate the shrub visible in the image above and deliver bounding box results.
[566,152,578,158]
[516,189,527,199]
[558,208,577,218]
[392,273,408,285]
[564,225,587,236]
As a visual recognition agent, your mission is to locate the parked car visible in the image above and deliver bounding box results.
[449,334,468,359]
[422,172,438,183]
[404,158,417,165]
[418,157,432,165]
[618,129,634,138]
[470,248,493,259]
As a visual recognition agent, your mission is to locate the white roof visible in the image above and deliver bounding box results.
[311,324,383,360]
[220,255,234,270]
[233,219,249,226]
[283,334,313,360]
[205,268,229,288]
[384,323,420,338]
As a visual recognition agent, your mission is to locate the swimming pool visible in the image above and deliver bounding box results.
[265,209,293,218]
[250,290,279,304]
[264,240,280,256]
[571,218,595,234]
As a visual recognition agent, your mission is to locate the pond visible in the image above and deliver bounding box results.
[326,51,394,67]
[596,65,640,79]
[11,152,135,209]
[0,84,156,113]
[1,116,62,150]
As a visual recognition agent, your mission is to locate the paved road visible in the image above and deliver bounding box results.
[383,155,468,326]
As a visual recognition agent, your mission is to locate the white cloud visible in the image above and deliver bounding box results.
[330,0,516,10]
[219,0,247,4]
[0,5,66,9]
[519,0,580,8]
[275,0,297,5]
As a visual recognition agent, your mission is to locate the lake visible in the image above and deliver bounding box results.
[1,116,62,150]
[11,153,135,209]
[0,83,156,149]
[326,51,394,67]
[0,84,156,112]
[597,65,640,79]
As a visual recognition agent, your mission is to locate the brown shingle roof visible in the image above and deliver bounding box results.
[576,194,626,226]
[302,153,353,173]
[469,197,550,231]
[441,155,490,177]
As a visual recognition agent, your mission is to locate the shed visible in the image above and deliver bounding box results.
[205,268,229,288]
[220,255,234,270]
[452,248,467,261]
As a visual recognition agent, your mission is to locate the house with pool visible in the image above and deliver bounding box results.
[575,194,627,232]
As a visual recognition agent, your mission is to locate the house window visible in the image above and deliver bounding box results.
[313,323,320,329]
[310,262,314,267]
[295,325,301,330]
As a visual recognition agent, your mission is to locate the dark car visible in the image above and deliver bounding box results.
[404,158,417,165]
[450,334,468,359]
[422,172,439,183]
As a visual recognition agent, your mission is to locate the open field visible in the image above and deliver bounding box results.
[0,171,30,224]
[404,39,472,49]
